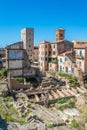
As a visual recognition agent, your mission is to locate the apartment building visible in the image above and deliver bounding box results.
[21,28,34,61]
[58,51,78,77]
[74,43,87,77]
[33,46,39,62]
[39,29,73,72]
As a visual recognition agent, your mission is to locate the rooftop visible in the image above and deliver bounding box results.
[74,43,87,49]
[58,51,72,56]
[73,40,87,42]
[34,46,38,49]
[39,40,72,45]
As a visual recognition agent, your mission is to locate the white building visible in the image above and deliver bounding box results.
[6,49,24,77]
[58,51,78,77]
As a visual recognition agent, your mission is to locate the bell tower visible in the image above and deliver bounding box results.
[56,28,65,41]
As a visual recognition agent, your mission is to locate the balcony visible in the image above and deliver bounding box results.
[76,55,84,59]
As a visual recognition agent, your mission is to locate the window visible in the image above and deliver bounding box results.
[79,62,81,66]
[29,45,31,47]
[60,58,62,62]
[41,52,44,55]
[60,66,62,71]
[60,33,63,37]
[29,32,31,35]
[49,51,51,55]
[53,51,55,55]
[49,58,51,62]
[53,45,55,48]
[42,57,44,60]
[66,67,68,72]
[80,50,82,56]
[45,52,47,55]
[45,45,47,48]
[45,57,47,61]
[72,68,74,73]
[65,57,67,61]
[50,63,52,67]
[29,39,31,41]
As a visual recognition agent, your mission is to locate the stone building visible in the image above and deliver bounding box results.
[6,48,25,77]
[56,28,65,41]
[6,41,23,49]
[0,48,5,58]
[21,28,34,61]
[33,46,39,62]
[39,29,73,72]
[0,61,3,68]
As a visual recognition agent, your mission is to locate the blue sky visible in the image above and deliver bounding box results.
[0,0,87,47]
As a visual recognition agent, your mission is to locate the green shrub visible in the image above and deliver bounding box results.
[58,72,72,79]
[4,96,14,102]
[0,68,7,77]
[71,119,79,128]
[15,77,24,83]
[57,98,69,104]
[47,124,53,128]
[58,72,78,86]
[68,101,75,108]
[58,106,63,111]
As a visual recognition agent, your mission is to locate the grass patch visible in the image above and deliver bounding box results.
[47,124,53,128]
[57,98,69,104]
[68,100,75,108]
[58,72,78,86]
[15,77,24,83]
[71,119,79,128]
[56,98,76,110]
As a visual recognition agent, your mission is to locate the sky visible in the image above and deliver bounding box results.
[0,0,87,47]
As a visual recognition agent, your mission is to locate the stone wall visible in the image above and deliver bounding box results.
[8,77,31,90]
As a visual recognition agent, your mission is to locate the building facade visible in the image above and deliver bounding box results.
[74,43,87,77]
[6,42,23,49]
[73,40,87,47]
[6,48,24,77]
[58,51,78,77]
[39,29,73,72]
[21,28,34,61]
[33,46,39,62]
[0,48,5,59]
[56,28,65,41]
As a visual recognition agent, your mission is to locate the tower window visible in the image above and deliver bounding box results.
[29,32,31,35]
[29,39,31,41]
[60,33,63,37]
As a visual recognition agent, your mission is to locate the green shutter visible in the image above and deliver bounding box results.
[60,66,62,71]
[80,50,82,56]
[60,58,62,62]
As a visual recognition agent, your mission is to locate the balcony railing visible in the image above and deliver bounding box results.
[76,55,84,59]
